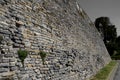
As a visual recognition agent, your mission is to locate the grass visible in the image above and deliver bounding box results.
[91,60,117,80]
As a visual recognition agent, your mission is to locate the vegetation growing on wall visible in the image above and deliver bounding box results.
[39,51,47,65]
[18,49,28,67]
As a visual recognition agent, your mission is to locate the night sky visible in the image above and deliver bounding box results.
[80,0,120,35]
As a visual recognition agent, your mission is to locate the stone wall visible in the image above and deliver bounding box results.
[0,0,111,80]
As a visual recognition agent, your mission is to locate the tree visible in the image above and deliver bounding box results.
[115,36,120,51]
[95,17,117,43]
[95,17,117,56]
[111,36,120,59]
[116,36,120,46]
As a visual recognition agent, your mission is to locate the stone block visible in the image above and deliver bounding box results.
[2,58,9,63]
[0,29,11,35]
[0,54,4,59]
[36,74,43,78]
[10,66,17,71]
[14,40,22,44]
[13,43,20,47]
[4,54,13,58]
[27,64,33,68]
[9,58,15,62]
[17,14,25,20]
[0,63,9,67]
[0,68,9,73]
[9,62,15,67]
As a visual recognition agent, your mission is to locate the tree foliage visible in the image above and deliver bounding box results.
[95,17,117,56]
[115,36,120,54]
[116,36,120,48]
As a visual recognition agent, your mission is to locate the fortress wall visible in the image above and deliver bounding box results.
[0,0,111,80]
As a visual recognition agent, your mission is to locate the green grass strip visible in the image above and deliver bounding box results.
[91,60,117,80]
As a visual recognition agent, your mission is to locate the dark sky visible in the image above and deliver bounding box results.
[80,0,120,35]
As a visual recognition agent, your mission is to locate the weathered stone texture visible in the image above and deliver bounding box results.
[0,0,111,80]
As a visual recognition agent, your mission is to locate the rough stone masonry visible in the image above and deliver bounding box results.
[0,0,111,80]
